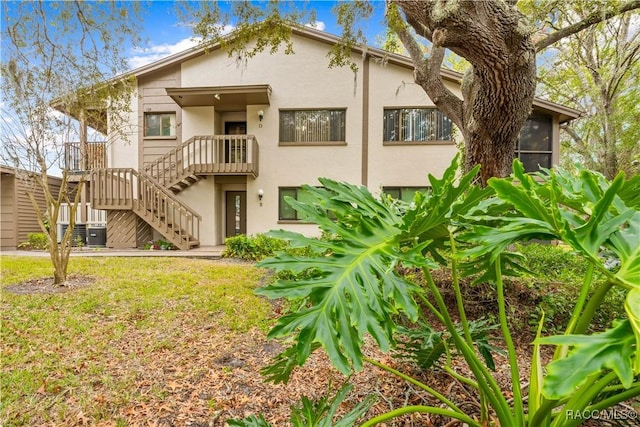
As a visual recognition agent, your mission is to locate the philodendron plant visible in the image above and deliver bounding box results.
[229,156,639,426]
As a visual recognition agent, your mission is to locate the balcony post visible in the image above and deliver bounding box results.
[79,108,88,171]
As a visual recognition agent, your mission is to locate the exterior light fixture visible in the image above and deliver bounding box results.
[258,110,264,122]
[258,189,264,201]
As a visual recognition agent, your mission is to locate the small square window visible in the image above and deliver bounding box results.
[145,113,176,137]
[278,187,318,221]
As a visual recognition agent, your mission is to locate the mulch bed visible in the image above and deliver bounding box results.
[3,275,96,295]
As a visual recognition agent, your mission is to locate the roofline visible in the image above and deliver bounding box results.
[119,24,580,121]
[0,164,63,181]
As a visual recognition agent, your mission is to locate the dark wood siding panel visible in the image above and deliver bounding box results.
[0,173,17,249]
[106,210,137,248]
[14,176,62,243]
[138,65,182,171]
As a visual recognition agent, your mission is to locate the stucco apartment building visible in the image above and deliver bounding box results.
[65,26,579,250]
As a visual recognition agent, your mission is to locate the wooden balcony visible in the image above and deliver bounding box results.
[63,141,107,172]
[145,135,259,191]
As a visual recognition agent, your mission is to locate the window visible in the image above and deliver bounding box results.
[517,115,552,172]
[279,187,316,220]
[384,108,453,142]
[383,187,430,203]
[279,109,346,143]
[145,113,176,137]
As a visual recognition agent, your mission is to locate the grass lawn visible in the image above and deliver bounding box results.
[0,256,273,426]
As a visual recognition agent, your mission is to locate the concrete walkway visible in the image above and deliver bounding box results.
[0,245,226,259]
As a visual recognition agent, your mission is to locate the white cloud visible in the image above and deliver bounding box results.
[305,21,326,31]
[127,24,237,70]
[128,37,203,69]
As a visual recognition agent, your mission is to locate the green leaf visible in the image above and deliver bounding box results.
[537,320,637,399]
[608,211,640,287]
[316,384,376,427]
[227,414,272,427]
[528,312,546,418]
[394,323,446,369]
[625,289,640,372]
[260,343,322,384]
[257,180,424,374]
[618,175,640,209]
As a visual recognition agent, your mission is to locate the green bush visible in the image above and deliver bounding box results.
[18,233,49,250]
[517,243,626,333]
[143,239,177,250]
[223,234,289,261]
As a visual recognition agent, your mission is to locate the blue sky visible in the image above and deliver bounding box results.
[128,1,388,69]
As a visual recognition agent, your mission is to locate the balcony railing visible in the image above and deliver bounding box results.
[64,141,107,171]
[58,202,107,227]
[145,135,259,188]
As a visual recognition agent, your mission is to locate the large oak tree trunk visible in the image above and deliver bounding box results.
[461,62,537,184]
[395,0,538,185]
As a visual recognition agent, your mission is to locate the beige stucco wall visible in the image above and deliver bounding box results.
[175,177,216,246]
[367,61,460,195]
[182,107,215,139]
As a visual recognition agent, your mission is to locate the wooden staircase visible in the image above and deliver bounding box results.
[145,135,259,194]
[90,168,200,250]
[90,135,259,250]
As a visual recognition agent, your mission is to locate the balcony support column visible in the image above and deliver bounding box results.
[79,109,87,171]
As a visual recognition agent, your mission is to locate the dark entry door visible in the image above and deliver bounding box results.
[225,191,247,237]
[225,122,246,135]
[224,122,247,163]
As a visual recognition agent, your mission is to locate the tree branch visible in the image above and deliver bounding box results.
[389,2,464,127]
[535,0,640,52]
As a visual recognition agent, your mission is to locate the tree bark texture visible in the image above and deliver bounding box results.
[394,0,537,184]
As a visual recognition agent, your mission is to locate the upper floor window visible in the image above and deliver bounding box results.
[145,112,176,137]
[384,108,453,142]
[280,109,346,144]
[517,115,552,172]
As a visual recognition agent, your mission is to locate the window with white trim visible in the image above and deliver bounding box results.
[384,108,453,142]
[144,113,176,137]
[279,109,346,143]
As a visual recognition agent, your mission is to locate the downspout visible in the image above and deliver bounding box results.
[361,53,370,186]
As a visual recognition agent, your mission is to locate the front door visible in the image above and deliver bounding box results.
[225,191,247,237]
[224,122,247,163]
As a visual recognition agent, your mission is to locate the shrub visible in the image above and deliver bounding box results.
[143,239,177,250]
[223,234,289,261]
[517,243,627,333]
[18,233,49,250]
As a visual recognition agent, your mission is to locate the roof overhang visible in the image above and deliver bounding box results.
[532,98,582,123]
[166,84,272,111]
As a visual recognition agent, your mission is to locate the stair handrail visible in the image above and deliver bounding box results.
[136,169,200,248]
[135,169,202,220]
[90,167,201,248]
[144,135,258,187]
